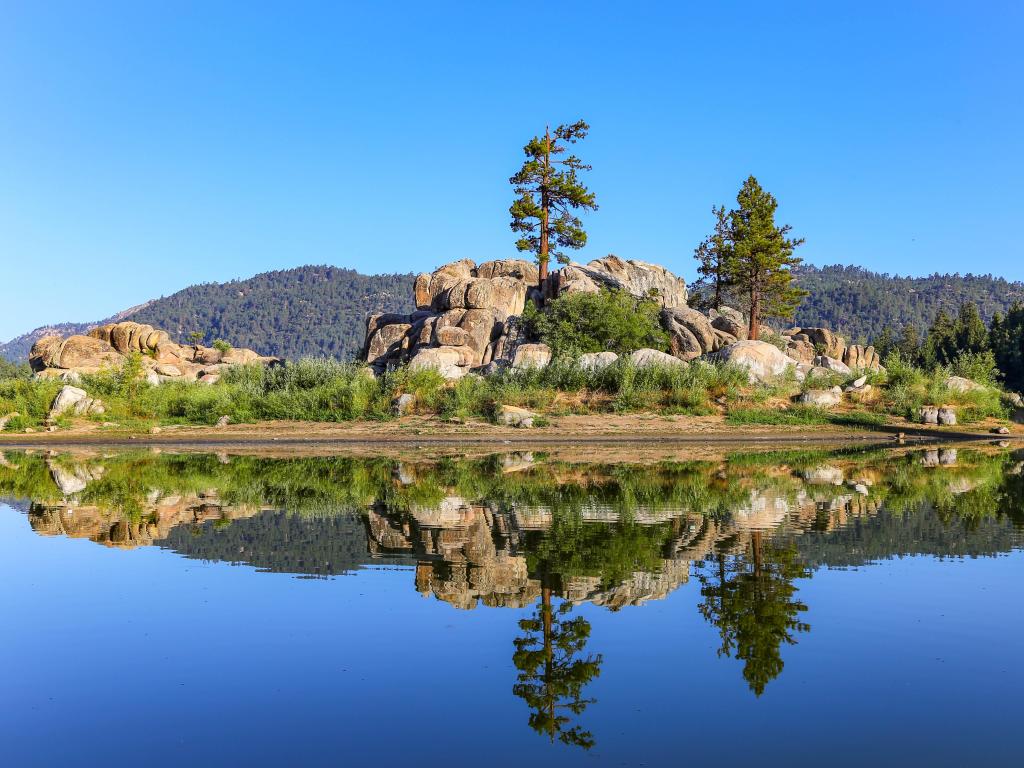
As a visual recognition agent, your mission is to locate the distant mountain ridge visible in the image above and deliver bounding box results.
[0,302,153,363]
[0,266,415,362]
[3,262,1023,362]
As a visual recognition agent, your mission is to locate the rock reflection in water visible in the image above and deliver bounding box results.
[1,444,1022,745]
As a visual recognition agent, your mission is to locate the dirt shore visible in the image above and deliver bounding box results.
[0,413,1017,455]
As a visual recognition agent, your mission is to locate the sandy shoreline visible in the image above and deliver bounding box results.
[1,413,1017,456]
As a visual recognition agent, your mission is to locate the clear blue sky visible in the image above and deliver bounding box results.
[2,1,1022,340]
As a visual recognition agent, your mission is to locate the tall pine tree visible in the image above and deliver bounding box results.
[510,121,598,288]
[726,176,806,339]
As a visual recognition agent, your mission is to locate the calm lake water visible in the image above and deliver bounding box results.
[2,444,1022,766]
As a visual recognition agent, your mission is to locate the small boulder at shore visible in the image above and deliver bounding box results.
[938,407,957,426]
[496,405,536,428]
[797,386,843,408]
[919,406,939,425]
[392,393,415,416]
[47,385,104,422]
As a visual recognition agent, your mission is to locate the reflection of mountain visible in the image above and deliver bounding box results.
[162,509,406,576]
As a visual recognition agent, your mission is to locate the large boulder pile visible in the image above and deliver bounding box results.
[29,321,279,383]
[365,258,538,379]
[363,256,875,383]
[365,256,694,378]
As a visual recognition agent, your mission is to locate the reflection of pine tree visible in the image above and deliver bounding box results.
[697,534,811,696]
[512,588,603,749]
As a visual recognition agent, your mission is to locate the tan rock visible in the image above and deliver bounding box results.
[793,327,846,359]
[457,308,501,361]
[414,272,433,309]
[579,255,688,308]
[785,339,816,365]
[707,340,797,383]
[630,348,688,368]
[57,335,122,370]
[511,343,552,370]
[366,323,412,366]
[435,326,469,347]
[28,335,65,371]
[110,323,135,353]
[660,306,716,360]
[476,259,540,284]
[408,347,467,380]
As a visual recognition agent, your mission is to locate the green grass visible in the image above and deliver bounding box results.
[0,350,1004,433]
[726,405,888,428]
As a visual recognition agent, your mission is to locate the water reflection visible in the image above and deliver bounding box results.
[1,444,1022,749]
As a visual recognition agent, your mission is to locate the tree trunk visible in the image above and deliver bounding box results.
[539,126,551,292]
[748,288,760,340]
[751,531,763,578]
[542,584,554,741]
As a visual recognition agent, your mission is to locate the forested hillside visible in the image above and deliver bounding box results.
[130,266,415,359]
[5,262,1024,362]
[0,266,415,362]
[790,265,1024,343]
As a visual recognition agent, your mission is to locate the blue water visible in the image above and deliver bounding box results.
[1,447,1021,766]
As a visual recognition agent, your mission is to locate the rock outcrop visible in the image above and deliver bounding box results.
[29,321,279,383]
[367,256,694,379]
[366,259,542,378]
[363,257,866,387]
[543,255,689,308]
[781,328,884,373]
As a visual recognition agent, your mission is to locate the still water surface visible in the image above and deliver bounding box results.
[1,445,1022,766]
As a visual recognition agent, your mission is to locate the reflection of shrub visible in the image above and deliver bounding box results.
[523,289,668,359]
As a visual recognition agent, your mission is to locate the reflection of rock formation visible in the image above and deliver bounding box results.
[5,447,1020,597]
[29,492,269,549]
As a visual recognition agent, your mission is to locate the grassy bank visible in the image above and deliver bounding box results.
[0,354,1013,434]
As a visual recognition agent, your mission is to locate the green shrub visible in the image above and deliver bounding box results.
[212,339,232,354]
[0,359,31,381]
[948,350,1000,387]
[523,288,668,359]
[0,377,62,430]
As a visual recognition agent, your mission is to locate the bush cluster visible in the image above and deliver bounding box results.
[522,288,668,359]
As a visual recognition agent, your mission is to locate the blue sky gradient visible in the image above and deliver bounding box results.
[1,1,1022,339]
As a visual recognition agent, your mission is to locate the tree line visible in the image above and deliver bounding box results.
[871,300,1024,391]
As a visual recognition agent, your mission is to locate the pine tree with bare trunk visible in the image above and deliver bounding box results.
[509,121,597,290]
